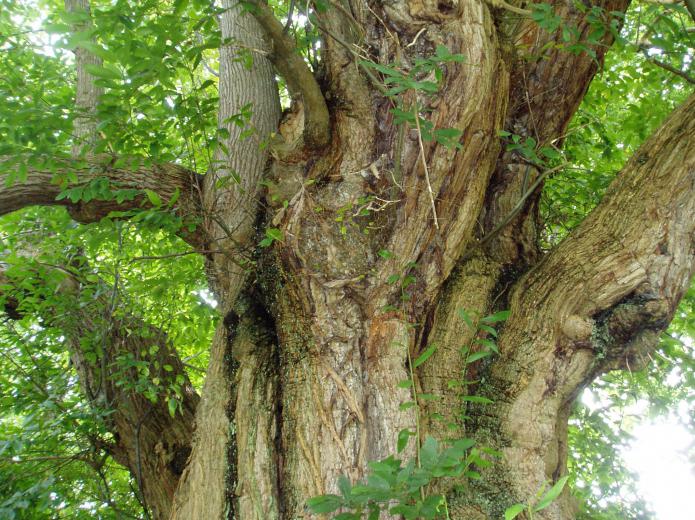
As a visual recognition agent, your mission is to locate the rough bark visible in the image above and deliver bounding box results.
[65,0,103,156]
[170,1,280,518]
[0,156,202,246]
[468,91,695,519]
[2,0,695,519]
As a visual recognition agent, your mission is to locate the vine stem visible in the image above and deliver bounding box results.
[405,343,426,501]
[413,105,440,230]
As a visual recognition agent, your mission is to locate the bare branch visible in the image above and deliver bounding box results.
[644,53,695,83]
[249,0,330,149]
[526,93,695,323]
[482,94,695,514]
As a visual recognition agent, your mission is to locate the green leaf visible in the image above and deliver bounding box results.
[466,351,491,364]
[505,504,526,520]
[461,395,493,404]
[534,476,569,511]
[84,63,121,80]
[457,308,473,329]
[420,436,439,468]
[397,428,412,453]
[306,494,343,514]
[75,41,112,61]
[144,189,162,207]
[359,60,403,77]
[265,228,283,242]
[167,398,177,418]
[337,475,352,499]
[413,344,437,368]
[481,310,510,323]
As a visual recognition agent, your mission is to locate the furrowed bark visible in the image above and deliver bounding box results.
[0,266,198,520]
[472,92,695,518]
[170,1,280,518]
[419,0,630,444]
[65,0,103,155]
[8,0,687,518]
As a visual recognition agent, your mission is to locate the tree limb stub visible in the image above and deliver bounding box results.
[249,0,330,149]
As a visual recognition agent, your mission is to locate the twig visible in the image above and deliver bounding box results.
[283,0,296,32]
[128,249,224,263]
[413,106,439,230]
[462,162,568,261]
[486,0,532,16]
[407,28,426,48]
[644,55,695,83]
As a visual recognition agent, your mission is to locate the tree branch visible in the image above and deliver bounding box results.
[643,53,695,83]
[248,0,330,149]
[522,92,695,327]
[482,93,695,516]
[65,0,103,155]
[0,155,204,248]
[0,262,199,520]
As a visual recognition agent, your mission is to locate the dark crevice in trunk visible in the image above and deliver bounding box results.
[224,309,240,520]
[274,351,286,520]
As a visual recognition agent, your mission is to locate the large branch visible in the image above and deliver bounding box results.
[481,0,631,264]
[0,264,199,520]
[171,2,280,518]
[506,0,630,144]
[249,0,330,149]
[0,155,203,247]
[488,92,695,517]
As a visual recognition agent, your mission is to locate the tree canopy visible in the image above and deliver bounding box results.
[0,0,693,519]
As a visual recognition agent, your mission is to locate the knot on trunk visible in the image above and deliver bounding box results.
[594,294,672,371]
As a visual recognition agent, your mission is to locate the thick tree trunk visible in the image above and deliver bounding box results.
[166,1,694,519]
[3,1,694,519]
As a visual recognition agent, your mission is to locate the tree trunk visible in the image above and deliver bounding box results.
[173,1,693,519]
[2,1,694,519]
